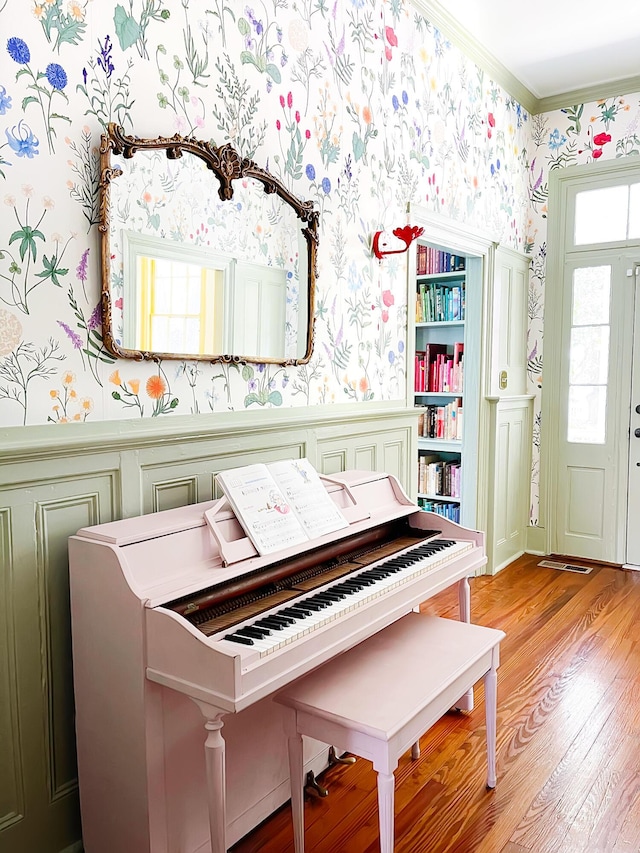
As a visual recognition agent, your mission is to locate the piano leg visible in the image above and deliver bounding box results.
[193,700,228,853]
[458,575,471,623]
[283,708,305,853]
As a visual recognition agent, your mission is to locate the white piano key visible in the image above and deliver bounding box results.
[217,540,472,657]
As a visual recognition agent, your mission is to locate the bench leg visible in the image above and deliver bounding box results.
[484,658,498,789]
[287,729,306,853]
[456,578,474,711]
[376,771,395,853]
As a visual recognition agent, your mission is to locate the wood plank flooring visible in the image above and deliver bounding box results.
[230,553,640,853]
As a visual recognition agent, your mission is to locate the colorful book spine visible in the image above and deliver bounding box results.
[416,248,466,276]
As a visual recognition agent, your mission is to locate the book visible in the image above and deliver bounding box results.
[424,343,448,391]
[215,458,348,555]
[415,351,427,392]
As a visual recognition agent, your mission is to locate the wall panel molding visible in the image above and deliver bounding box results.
[151,478,199,513]
[0,403,417,853]
[36,494,104,802]
[0,508,25,833]
[485,396,533,574]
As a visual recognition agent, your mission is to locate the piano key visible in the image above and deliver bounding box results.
[255,618,287,630]
[236,626,271,639]
[224,634,254,645]
[218,539,472,657]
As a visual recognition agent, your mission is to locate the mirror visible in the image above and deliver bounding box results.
[99,123,318,364]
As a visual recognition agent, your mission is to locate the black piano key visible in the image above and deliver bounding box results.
[234,629,263,640]
[236,626,271,639]
[305,596,332,608]
[311,594,343,604]
[225,634,254,645]
[302,598,326,611]
[255,618,286,630]
[268,614,297,626]
[340,580,367,591]
[280,607,312,619]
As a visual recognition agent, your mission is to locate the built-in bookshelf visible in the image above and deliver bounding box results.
[414,244,467,523]
[409,206,533,574]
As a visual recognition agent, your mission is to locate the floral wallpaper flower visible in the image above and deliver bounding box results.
[1,0,639,524]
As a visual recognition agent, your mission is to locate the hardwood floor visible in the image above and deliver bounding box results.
[230,553,640,853]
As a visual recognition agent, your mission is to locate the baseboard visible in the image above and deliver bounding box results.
[490,548,526,576]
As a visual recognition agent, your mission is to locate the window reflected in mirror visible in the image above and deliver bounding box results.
[136,254,225,355]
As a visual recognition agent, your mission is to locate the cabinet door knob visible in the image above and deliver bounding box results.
[635,428,640,438]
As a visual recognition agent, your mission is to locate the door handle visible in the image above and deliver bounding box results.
[636,404,640,414]
[636,428,640,438]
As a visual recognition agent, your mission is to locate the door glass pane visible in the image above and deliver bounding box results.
[574,185,628,245]
[572,266,610,325]
[569,326,609,384]
[567,266,610,445]
[567,385,607,443]
[629,183,640,239]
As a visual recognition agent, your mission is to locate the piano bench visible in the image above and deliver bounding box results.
[274,612,505,853]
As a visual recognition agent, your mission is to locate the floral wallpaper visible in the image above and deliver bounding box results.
[0,0,529,430]
[1,0,640,523]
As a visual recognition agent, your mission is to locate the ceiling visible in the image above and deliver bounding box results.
[414,0,640,114]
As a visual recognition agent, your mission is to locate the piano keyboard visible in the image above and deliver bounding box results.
[217,538,471,657]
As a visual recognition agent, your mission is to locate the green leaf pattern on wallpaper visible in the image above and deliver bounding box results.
[1,0,640,520]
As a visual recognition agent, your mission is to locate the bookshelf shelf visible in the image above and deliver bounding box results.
[415,391,461,399]
[417,270,466,282]
[417,492,461,504]
[418,438,462,452]
[416,320,464,329]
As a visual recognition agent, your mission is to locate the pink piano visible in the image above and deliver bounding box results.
[69,469,486,853]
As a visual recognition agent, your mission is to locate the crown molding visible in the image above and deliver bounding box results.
[410,0,539,114]
[409,0,640,116]
[536,75,640,114]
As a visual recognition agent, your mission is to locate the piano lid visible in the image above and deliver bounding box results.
[71,470,418,606]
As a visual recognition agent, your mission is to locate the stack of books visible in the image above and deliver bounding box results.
[416,246,466,275]
[414,343,464,393]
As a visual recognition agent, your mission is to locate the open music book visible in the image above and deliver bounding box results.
[215,459,349,555]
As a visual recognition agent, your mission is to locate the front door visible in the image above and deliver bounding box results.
[555,255,636,561]
[547,161,640,564]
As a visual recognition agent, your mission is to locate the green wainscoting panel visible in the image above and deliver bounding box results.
[0,471,118,853]
[485,396,533,575]
[0,508,24,836]
[150,477,201,513]
[0,403,418,853]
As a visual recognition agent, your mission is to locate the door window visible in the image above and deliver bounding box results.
[567,266,610,444]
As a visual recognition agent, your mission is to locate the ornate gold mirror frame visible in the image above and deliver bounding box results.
[99,123,319,364]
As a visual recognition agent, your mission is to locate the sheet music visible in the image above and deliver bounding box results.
[215,459,348,556]
[267,458,349,540]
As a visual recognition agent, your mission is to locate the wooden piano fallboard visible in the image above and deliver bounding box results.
[69,469,486,853]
